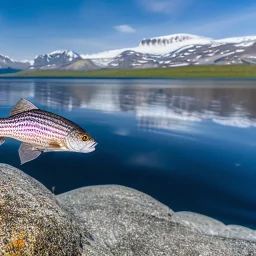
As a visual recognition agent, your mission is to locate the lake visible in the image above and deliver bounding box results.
[0,78,256,229]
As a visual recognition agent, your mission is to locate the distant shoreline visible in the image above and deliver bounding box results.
[2,65,256,79]
[1,77,256,81]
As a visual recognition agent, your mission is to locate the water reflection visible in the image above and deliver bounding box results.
[0,78,256,229]
[0,79,256,130]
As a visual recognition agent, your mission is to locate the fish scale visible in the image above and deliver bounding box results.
[0,110,73,145]
[0,98,97,164]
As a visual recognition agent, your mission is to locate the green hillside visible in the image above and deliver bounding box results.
[3,65,256,78]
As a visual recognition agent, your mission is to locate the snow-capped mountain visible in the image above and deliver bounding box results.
[33,50,81,69]
[108,39,256,68]
[80,33,256,68]
[0,54,31,69]
[1,33,256,71]
[81,34,212,60]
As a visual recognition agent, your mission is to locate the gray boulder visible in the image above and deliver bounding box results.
[1,163,256,256]
[0,164,84,256]
[174,211,256,242]
[58,185,256,256]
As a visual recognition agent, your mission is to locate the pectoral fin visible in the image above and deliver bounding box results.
[19,143,41,165]
[0,137,5,146]
[48,141,62,149]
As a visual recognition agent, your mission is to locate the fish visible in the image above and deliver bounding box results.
[0,98,97,164]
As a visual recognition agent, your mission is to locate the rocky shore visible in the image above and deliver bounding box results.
[0,164,256,255]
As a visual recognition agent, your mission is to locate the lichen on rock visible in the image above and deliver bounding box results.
[1,164,256,256]
[0,164,83,256]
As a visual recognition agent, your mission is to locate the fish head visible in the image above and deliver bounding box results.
[65,129,97,153]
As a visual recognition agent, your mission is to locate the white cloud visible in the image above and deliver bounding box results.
[136,0,191,14]
[114,24,136,33]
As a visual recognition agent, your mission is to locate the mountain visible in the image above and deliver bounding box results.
[83,34,256,68]
[60,59,99,71]
[0,54,31,69]
[33,50,81,69]
[107,39,256,68]
[81,34,211,60]
[1,34,256,72]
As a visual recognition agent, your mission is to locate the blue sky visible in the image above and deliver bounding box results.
[1,0,256,60]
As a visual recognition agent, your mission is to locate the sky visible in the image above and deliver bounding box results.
[1,0,256,60]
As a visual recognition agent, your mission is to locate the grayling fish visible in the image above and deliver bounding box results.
[0,98,97,164]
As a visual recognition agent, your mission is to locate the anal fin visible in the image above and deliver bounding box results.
[0,137,5,146]
[19,143,41,165]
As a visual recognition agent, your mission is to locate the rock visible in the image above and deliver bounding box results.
[175,211,256,242]
[0,164,84,256]
[58,185,256,256]
[1,163,256,256]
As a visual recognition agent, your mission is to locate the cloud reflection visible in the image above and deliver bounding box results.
[1,80,256,131]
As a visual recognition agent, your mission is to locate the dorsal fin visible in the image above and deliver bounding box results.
[10,98,38,116]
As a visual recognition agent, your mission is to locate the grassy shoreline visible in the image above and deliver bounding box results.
[2,65,256,78]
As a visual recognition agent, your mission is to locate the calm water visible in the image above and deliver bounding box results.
[1,78,256,229]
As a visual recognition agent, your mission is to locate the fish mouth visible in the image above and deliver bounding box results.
[89,141,98,149]
[81,141,98,153]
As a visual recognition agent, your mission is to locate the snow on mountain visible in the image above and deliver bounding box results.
[48,50,80,61]
[0,54,30,69]
[83,34,255,68]
[81,34,256,67]
[81,48,131,61]
[21,60,34,65]
[33,50,81,69]
[139,33,212,46]
[147,33,203,40]
[1,33,256,71]
[216,36,256,44]
[36,50,80,61]
[107,37,256,69]
[136,35,212,55]
[81,34,212,63]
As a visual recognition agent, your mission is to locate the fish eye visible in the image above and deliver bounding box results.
[81,134,89,141]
